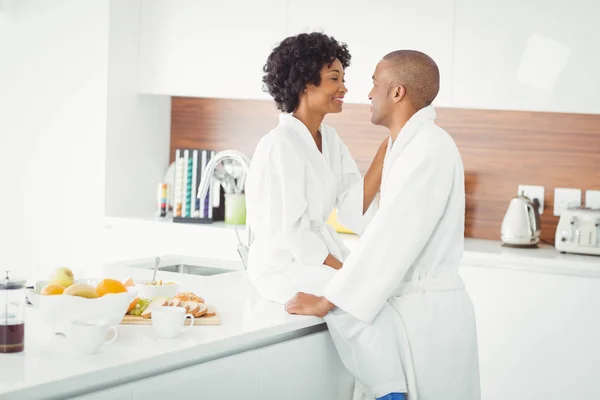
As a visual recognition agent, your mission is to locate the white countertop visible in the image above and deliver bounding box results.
[0,263,325,400]
[104,216,600,278]
[460,238,600,278]
[3,218,598,399]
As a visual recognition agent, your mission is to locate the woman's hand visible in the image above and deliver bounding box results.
[324,254,343,270]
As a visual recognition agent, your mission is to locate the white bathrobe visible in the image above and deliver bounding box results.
[245,113,377,304]
[323,106,481,400]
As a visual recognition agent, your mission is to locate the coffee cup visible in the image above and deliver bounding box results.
[151,306,194,338]
[69,319,118,354]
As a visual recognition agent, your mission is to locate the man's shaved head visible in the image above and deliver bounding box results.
[382,50,440,110]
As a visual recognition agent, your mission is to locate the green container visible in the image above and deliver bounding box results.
[225,194,246,225]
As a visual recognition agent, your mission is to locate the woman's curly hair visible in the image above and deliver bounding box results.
[262,32,351,113]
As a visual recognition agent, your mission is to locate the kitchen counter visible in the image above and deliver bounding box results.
[0,264,327,400]
[345,233,599,279]
[461,238,600,278]
[104,216,600,279]
[4,218,598,399]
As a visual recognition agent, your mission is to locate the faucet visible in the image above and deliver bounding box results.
[197,150,253,269]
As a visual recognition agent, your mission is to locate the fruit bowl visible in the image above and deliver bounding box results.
[27,280,137,336]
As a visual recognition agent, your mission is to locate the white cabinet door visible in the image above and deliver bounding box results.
[138,0,286,100]
[286,0,455,106]
[132,351,260,400]
[453,0,600,114]
[68,384,134,400]
[461,265,600,400]
[258,331,354,400]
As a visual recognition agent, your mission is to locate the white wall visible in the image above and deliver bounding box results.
[105,0,171,219]
[0,0,110,282]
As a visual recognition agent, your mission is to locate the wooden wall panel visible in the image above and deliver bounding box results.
[171,97,600,243]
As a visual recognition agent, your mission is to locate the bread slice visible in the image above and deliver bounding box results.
[165,298,181,307]
[180,301,200,315]
[122,277,135,287]
[141,297,168,319]
[193,303,208,318]
[204,306,216,318]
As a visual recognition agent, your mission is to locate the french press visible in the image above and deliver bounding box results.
[0,271,26,353]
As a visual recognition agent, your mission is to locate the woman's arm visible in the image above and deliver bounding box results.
[362,138,389,214]
[335,136,388,235]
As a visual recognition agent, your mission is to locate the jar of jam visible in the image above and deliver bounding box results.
[0,271,26,353]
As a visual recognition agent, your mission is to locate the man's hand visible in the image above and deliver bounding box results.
[285,293,334,318]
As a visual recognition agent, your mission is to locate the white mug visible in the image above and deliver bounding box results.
[69,319,118,355]
[152,306,194,338]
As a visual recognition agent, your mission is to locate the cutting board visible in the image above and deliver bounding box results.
[120,305,221,326]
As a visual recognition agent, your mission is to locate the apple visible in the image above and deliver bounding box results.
[49,266,74,288]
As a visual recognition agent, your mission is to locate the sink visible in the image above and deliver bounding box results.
[158,264,234,276]
[122,256,240,277]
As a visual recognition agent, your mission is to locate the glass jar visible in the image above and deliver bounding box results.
[0,271,26,353]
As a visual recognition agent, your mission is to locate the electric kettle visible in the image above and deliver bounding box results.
[500,192,541,247]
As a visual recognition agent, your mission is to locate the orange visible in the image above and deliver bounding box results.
[41,284,65,296]
[96,278,127,297]
[127,297,139,313]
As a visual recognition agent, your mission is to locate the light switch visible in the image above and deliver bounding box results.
[586,190,600,209]
[554,188,582,216]
[518,184,544,214]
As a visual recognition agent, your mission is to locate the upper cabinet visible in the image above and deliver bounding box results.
[452,0,600,114]
[137,0,599,115]
[138,0,286,100]
[286,0,455,106]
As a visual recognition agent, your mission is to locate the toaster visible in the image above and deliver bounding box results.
[555,207,600,256]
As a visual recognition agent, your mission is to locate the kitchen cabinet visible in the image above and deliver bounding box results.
[131,350,260,399]
[128,332,352,400]
[137,1,599,114]
[460,264,600,400]
[69,384,133,400]
[452,0,600,114]
[72,331,352,400]
[285,0,455,107]
[138,0,286,100]
[258,331,354,399]
[137,0,454,106]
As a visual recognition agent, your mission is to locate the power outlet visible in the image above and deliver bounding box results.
[586,190,600,209]
[518,184,544,214]
[554,188,582,216]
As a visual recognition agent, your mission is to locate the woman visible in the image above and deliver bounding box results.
[245,32,387,304]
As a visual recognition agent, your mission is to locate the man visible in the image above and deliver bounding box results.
[286,50,481,400]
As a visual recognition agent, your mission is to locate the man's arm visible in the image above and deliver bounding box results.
[285,293,335,317]
[287,149,455,323]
